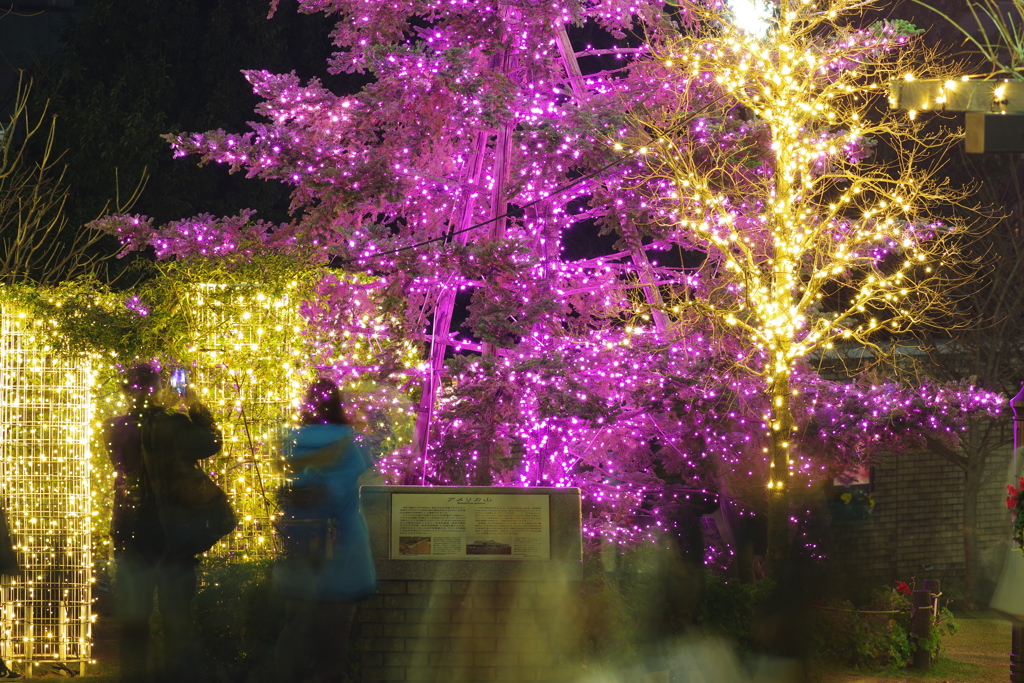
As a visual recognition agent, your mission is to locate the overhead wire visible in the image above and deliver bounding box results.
[333,94,729,266]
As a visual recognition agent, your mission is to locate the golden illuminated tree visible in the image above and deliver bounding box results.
[628,0,982,571]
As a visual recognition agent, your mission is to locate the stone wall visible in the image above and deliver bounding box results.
[357,486,583,683]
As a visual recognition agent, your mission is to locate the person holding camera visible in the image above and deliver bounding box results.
[106,363,228,683]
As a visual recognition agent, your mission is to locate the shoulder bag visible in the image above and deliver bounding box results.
[142,414,237,556]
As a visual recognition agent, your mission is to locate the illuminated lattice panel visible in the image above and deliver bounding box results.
[0,309,92,669]
[188,284,307,559]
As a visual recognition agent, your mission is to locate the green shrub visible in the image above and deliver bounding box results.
[191,558,283,681]
[696,575,777,648]
[811,580,957,671]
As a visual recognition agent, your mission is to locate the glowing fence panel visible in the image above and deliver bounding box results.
[189,284,306,559]
[0,310,92,667]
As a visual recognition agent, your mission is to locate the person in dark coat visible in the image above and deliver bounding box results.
[0,505,21,679]
[105,363,221,683]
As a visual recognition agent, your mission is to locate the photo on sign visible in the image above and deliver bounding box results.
[398,536,432,555]
[466,538,512,555]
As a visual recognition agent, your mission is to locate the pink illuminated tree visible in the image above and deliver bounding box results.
[92,0,1004,566]
[95,0,696,484]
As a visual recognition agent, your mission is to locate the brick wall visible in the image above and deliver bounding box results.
[828,438,1014,602]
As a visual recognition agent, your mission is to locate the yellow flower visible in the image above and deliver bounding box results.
[841,493,852,504]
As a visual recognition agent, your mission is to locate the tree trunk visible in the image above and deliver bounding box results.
[621,218,669,332]
[963,460,984,608]
[767,372,794,577]
[473,17,518,485]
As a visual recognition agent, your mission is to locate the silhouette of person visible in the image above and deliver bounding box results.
[105,363,221,683]
[0,502,21,679]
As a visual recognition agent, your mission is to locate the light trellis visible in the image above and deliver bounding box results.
[0,283,307,669]
[0,307,93,672]
[185,282,308,558]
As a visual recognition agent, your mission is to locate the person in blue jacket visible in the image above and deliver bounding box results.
[273,378,376,683]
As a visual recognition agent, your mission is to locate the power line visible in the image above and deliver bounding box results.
[335,154,630,265]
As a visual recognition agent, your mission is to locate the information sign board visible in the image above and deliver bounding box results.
[390,492,550,560]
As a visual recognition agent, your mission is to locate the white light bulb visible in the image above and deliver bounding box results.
[728,0,774,38]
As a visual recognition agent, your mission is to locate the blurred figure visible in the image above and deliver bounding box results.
[105,363,223,683]
[273,378,376,683]
[0,502,20,679]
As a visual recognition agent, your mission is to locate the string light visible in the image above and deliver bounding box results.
[0,275,414,667]
[186,282,307,558]
[88,0,997,559]
[617,1,986,561]
[0,307,93,669]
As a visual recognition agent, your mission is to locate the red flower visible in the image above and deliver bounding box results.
[896,581,911,595]
[1010,485,1020,510]
[1019,476,1024,489]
